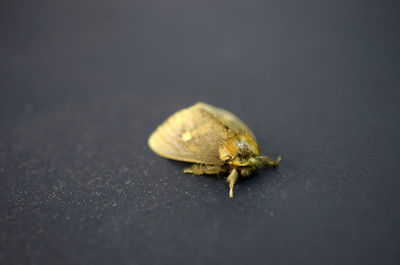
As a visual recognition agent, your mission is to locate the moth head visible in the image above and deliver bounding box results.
[219,133,260,167]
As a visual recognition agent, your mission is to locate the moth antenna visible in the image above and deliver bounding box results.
[226,168,238,198]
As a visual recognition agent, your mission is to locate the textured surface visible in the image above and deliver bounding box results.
[1,1,400,265]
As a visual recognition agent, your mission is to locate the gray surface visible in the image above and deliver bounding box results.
[1,0,400,264]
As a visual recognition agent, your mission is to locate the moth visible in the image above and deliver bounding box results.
[148,102,281,198]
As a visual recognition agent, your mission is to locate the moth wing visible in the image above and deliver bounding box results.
[195,102,256,140]
[148,104,233,165]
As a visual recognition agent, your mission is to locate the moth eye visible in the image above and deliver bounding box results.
[236,141,247,151]
[236,140,253,158]
[236,141,245,149]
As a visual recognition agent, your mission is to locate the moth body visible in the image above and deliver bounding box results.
[148,102,281,198]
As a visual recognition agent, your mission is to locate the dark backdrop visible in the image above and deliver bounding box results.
[1,0,399,264]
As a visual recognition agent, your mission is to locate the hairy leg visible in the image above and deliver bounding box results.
[259,155,281,167]
[226,168,239,198]
[240,167,254,177]
[183,164,227,175]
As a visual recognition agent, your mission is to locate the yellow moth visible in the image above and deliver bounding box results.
[148,102,281,198]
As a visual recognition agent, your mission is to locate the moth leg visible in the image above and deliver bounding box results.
[259,155,282,167]
[183,164,226,175]
[240,167,254,177]
[226,168,239,198]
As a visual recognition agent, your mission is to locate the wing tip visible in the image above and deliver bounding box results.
[147,130,159,153]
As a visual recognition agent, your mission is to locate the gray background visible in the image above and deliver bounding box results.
[1,0,399,264]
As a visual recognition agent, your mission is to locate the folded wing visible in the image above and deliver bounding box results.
[148,102,255,165]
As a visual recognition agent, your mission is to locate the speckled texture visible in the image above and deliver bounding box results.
[1,1,400,265]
